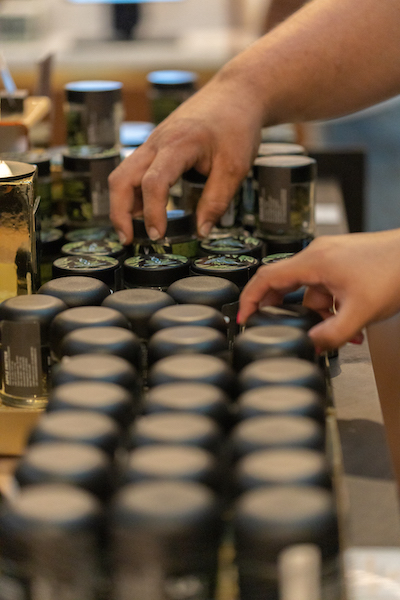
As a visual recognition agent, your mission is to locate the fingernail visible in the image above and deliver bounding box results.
[349,333,364,345]
[198,221,213,238]
[236,310,241,325]
[147,227,160,241]
[117,230,127,245]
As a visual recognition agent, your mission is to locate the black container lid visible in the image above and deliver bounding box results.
[123,445,217,487]
[38,275,110,307]
[236,386,325,423]
[49,305,130,360]
[52,255,119,289]
[47,380,136,426]
[62,147,120,172]
[167,275,240,310]
[146,70,198,88]
[0,294,67,344]
[199,235,265,260]
[15,442,113,500]
[124,254,190,288]
[253,155,317,183]
[0,151,51,176]
[239,357,326,395]
[62,240,124,259]
[147,325,228,366]
[147,354,236,397]
[132,210,196,240]
[65,227,118,243]
[230,415,325,460]
[129,413,221,454]
[51,353,139,395]
[245,304,322,331]
[28,410,120,456]
[0,483,102,550]
[65,80,123,102]
[102,288,175,339]
[233,325,315,369]
[233,485,338,561]
[0,160,36,181]
[59,326,142,371]
[235,448,330,493]
[145,382,230,425]
[149,304,227,334]
[191,255,259,289]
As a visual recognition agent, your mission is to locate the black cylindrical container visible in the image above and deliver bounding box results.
[191,255,259,290]
[236,386,325,423]
[110,480,221,600]
[58,326,142,372]
[39,228,64,285]
[102,288,175,341]
[147,70,198,124]
[199,235,265,260]
[47,381,137,427]
[233,325,316,370]
[49,305,130,361]
[0,294,67,408]
[52,255,122,292]
[62,147,120,228]
[38,275,111,307]
[145,382,231,428]
[147,325,228,366]
[28,410,120,456]
[122,445,218,489]
[230,415,325,461]
[123,254,190,291]
[129,412,221,455]
[239,357,326,395]
[262,235,313,255]
[149,303,227,335]
[245,304,322,331]
[51,354,140,397]
[0,484,103,600]
[131,210,199,258]
[233,485,339,600]
[14,442,114,500]
[235,448,331,494]
[147,354,236,398]
[61,239,127,263]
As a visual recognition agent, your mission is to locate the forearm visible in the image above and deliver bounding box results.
[264,0,307,32]
[216,0,400,125]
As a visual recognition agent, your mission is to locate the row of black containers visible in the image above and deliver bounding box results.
[0,269,342,600]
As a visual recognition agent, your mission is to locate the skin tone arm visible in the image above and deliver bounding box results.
[263,0,307,32]
[239,230,400,351]
[109,0,400,243]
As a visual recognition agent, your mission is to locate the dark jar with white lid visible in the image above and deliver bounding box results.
[191,255,259,291]
[123,253,190,291]
[52,255,122,292]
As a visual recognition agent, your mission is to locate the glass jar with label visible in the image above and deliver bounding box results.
[146,70,198,125]
[64,80,124,148]
[254,155,317,242]
[62,147,120,229]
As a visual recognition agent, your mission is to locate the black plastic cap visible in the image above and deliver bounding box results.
[245,304,322,332]
[239,357,326,395]
[191,255,259,289]
[132,210,196,240]
[167,276,240,310]
[149,304,227,334]
[38,276,111,307]
[123,254,190,288]
[52,255,120,289]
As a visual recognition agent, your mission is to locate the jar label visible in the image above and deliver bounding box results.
[0,320,43,398]
[258,169,291,230]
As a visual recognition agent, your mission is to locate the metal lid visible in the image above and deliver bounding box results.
[167,275,240,310]
[52,255,119,288]
[0,151,51,176]
[38,275,110,307]
[124,254,190,288]
[233,325,315,369]
[51,353,139,395]
[129,413,220,454]
[15,442,113,500]
[47,380,135,427]
[147,70,198,88]
[132,210,196,240]
[59,326,142,372]
[245,304,322,331]
[200,235,265,260]
[49,305,130,360]
[65,80,123,103]
[0,160,36,181]
[147,325,228,366]
[236,386,324,422]
[62,147,120,172]
[257,142,306,157]
[62,240,124,259]
[149,303,227,334]
[102,288,175,339]
[239,357,326,395]
[147,353,236,397]
[253,155,317,183]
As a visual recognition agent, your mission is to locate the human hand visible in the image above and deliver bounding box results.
[239,230,400,351]
[109,70,264,244]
